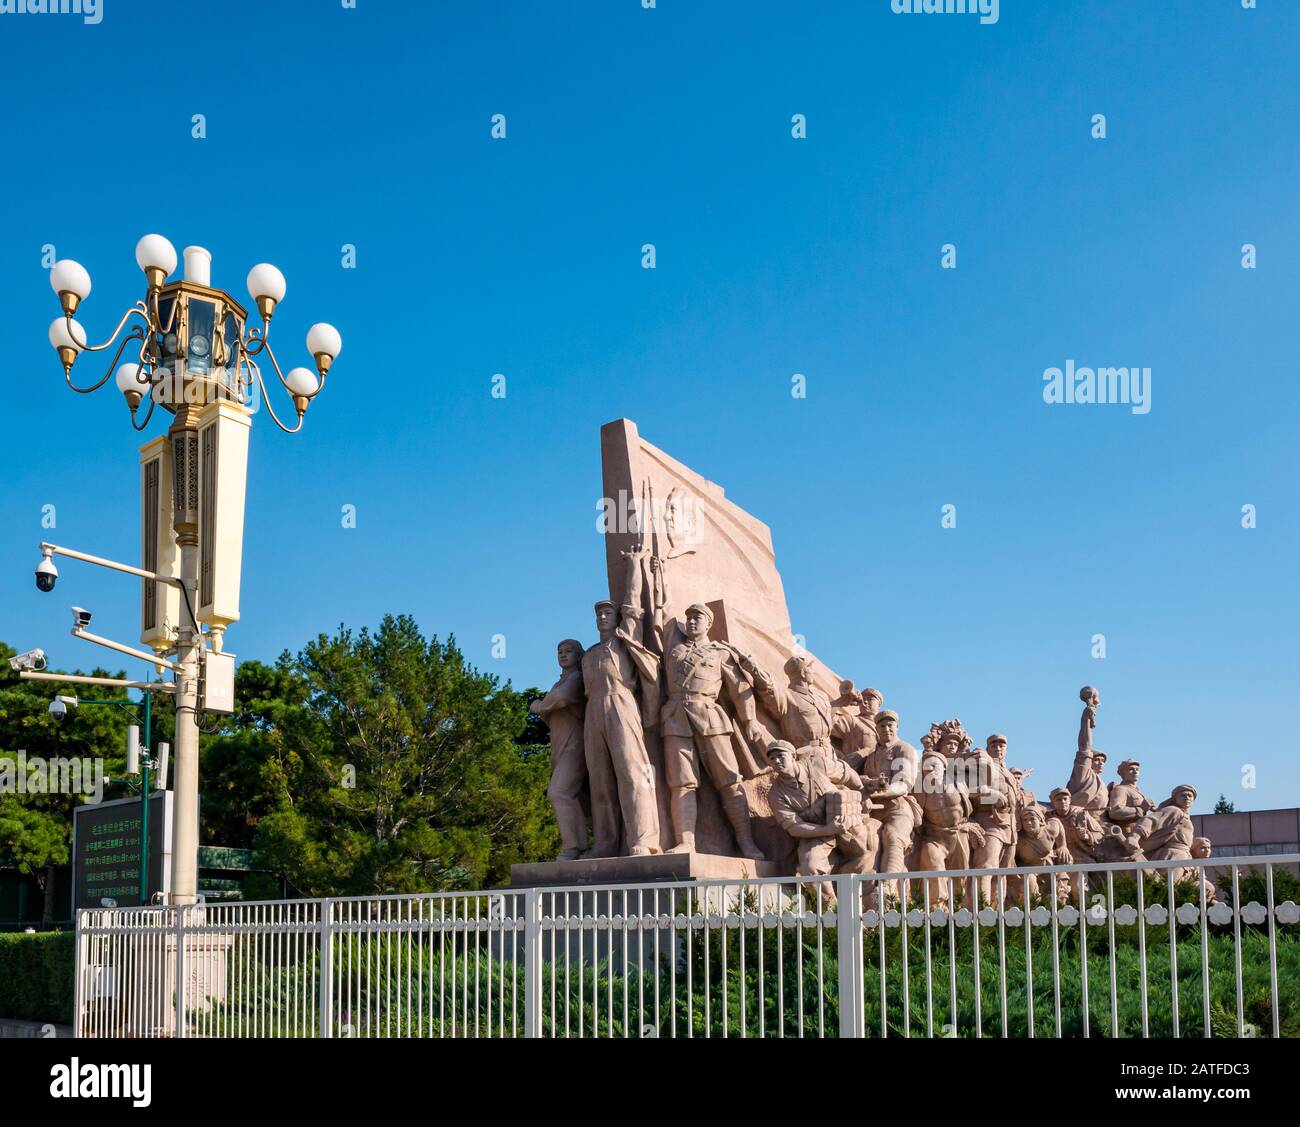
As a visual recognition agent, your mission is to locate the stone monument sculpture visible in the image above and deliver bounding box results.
[512,420,1216,901]
[530,638,589,860]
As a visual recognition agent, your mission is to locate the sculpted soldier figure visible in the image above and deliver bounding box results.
[766,740,875,908]
[751,652,836,765]
[1106,758,1153,829]
[660,601,767,860]
[1190,836,1220,900]
[832,685,883,770]
[1048,786,1104,866]
[1091,750,1108,783]
[859,708,920,906]
[581,549,663,857]
[1129,784,1197,877]
[1011,803,1072,905]
[530,638,589,860]
[1010,767,1036,810]
[1067,686,1109,818]
[971,733,1019,907]
[914,720,985,910]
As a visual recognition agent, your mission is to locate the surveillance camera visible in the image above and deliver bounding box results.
[48,698,68,720]
[7,648,46,673]
[35,555,58,593]
[71,607,92,629]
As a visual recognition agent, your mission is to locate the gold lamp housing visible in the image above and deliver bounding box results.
[149,279,251,415]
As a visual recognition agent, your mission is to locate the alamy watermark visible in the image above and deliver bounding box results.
[891,0,999,26]
[0,0,102,24]
[1042,360,1151,415]
[0,752,105,803]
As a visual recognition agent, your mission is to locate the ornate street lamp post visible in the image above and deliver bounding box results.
[42,234,341,904]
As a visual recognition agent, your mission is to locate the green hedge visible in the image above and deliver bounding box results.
[0,931,75,1025]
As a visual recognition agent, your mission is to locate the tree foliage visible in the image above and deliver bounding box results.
[0,643,167,920]
[201,615,555,897]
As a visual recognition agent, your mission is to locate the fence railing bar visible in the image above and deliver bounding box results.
[1232,864,1244,1038]
[1266,863,1279,1040]
[1136,869,1149,1038]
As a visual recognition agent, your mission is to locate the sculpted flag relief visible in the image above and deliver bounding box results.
[524,421,1218,898]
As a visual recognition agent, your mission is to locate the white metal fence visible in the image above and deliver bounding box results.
[74,854,1300,1038]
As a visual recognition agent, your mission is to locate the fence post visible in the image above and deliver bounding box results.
[523,888,542,1038]
[72,910,84,1037]
[173,905,187,1039]
[319,898,333,1038]
[836,874,864,1038]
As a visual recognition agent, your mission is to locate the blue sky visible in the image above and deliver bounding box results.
[1,1,1297,812]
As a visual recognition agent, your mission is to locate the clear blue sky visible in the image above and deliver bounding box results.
[1,1,1297,812]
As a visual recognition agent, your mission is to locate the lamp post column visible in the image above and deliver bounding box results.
[170,545,201,905]
[139,691,152,905]
[169,407,203,906]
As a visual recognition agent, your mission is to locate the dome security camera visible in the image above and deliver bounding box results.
[48,695,77,722]
[35,554,58,592]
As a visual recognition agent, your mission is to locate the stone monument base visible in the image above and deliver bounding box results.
[509,851,780,889]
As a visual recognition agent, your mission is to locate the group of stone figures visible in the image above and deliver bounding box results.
[531,550,1215,907]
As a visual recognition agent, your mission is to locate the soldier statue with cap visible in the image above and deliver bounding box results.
[1106,757,1153,829]
[750,651,837,767]
[660,601,768,860]
[859,708,920,906]
[766,740,876,908]
[1128,784,1198,874]
[831,684,883,770]
[1048,785,1104,868]
[970,732,1020,907]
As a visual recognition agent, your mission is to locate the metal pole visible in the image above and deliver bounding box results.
[169,544,200,905]
[836,874,864,1038]
[140,692,151,904]
[174,904,187,1038]
[72,909,84,1037]
[318,898,333,1037]
[524,888,543,1037]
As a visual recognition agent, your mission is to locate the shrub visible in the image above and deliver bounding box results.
[0,931,75,1025]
